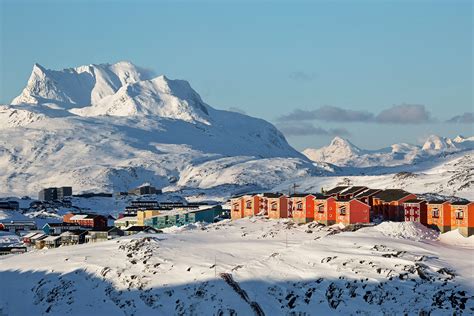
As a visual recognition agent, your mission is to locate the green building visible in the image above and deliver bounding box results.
[144,206,223,229]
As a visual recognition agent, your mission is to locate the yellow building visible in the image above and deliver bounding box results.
[137,210,162,226]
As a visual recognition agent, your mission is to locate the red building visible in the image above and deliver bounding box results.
[372,189,417,221]
[266,193,288,219]
[403,199,428,225]
[450,201,474,237]
[313,195,336,225]
[288,194,317,224]
[335,198,371,225]
[63,213,107,229]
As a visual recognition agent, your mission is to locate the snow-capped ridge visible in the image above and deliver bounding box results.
[421,135,457,153]
[303,135,473,168]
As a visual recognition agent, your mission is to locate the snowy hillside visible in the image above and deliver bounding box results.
[276,151,474,200]
[303,135,474,168]
[0,62,318,196]
[0,218,472,315]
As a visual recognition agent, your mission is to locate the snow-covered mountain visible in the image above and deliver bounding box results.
[303,135,474,168]
[0,62,319,196]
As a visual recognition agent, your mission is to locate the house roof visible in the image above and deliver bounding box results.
[289,193,322,198]
[124,225,158,232]
[451,200,472,206]
[403,199,427,204]
[262,192,284,198]
[31,234,47,240]
[340,186,368,195]
[23,232,40,239]
[90,226,121,232]
[373,189,413,202]
[355,189,381,198]
[45,222,81,227]
[60,230,87,236]
[427,200,449,204]
[325,186,349,195]
[44,236,61,241]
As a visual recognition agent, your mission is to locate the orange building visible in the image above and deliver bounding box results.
[314,195,336,225]
[403,199,428,225]
[450,201,474,237]
[372,189,417,221]
[230,196,245,220]
[266,193,288,219]
[427,200,451,233]
[288,194,316,224]
[242,194,261,217]
[335,198,371,225]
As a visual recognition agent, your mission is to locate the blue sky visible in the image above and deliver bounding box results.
[1,0,472,150]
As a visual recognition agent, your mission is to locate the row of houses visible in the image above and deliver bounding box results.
[230,186,473,237]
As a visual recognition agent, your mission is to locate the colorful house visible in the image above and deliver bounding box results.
[63,213,107,229]
[266,193,288,219]
[335,198,371,225]
[313,195,336,225]
[230,196,245,220]
[137,209,162,226]
[427,200,451,233]
[403,199,428,225]
[242,194,261,217]
[372,189,417,221]
[288,194,317,224]
[450,201,474,237]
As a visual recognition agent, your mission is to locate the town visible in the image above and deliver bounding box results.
[1,184,472,256]
[0,185,226,255]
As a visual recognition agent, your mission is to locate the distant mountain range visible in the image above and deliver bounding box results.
[303,135,474,168]
[0,62,320,196]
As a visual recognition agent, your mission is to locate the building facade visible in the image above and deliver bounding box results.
[313,196,336,225]
[450,201,474,237]
[427,201,451,233]
[335,198,371,225]
[403,199,428,225]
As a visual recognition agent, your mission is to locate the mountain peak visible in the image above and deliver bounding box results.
[422,135,456,152]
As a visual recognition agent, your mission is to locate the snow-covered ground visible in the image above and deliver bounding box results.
[1,218,472,315]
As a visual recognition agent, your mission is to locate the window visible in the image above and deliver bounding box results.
[431,208,439,218]
[339,205,346,216]
[455,209,464,220]
[296,202,303,211]
[232,203,240,212]
[317,204,325,213]
[246,201,252,209]
[271,202,277,211]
